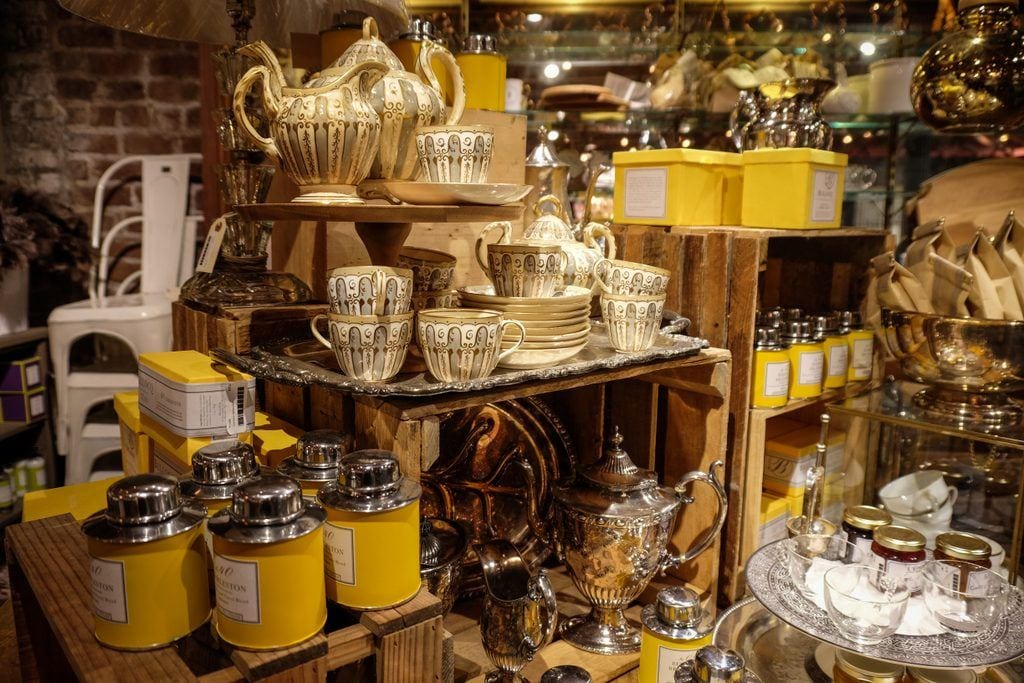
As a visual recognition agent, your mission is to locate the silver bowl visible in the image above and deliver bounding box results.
[883,311,1024,429]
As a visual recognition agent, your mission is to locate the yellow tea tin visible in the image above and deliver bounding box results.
[277,429,353,498]
[456,35,507,112]
[638,587,714,683]
[180,439,261,553]
[82,474,210,650]
[750,327,790,409]
[812,314,849,390]
[209,476,327,651]
[781,320,825,400]
[318,449,421,610]
[839,311,875,382]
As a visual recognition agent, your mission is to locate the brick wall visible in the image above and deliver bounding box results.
[0,0,203,286]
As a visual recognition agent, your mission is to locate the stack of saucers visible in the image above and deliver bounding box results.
[458,284,593,369]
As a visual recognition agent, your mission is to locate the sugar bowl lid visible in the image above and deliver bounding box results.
[420,517,469,572]
[641,586,714,639]
[317,449,421,513]
[82,474,205,544]
[579,428,657,493]
[180,439,259,500]
[276,429,353,483]
[208,475,325,544]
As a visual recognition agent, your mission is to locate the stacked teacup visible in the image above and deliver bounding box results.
[310,266,414,382]
[594,258,672,353]
[396,246,458,311]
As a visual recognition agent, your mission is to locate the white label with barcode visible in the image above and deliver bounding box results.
[225,380,249,435]
[91,558,128,624]
[213,554,261,624]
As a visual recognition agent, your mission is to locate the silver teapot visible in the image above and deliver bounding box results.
[523,429,727,655]
[730,78,836,151]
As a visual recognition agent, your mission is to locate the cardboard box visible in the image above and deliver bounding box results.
[759,491,790,548]
[22,476,121,522]
[741,148,848,229]
[0,356,43,393]
[762,425,846,497]
[138,350,255,438]
[114,391,150,476]
[251,412,304,468]
[1,387,46,423]
[142,411,252,473]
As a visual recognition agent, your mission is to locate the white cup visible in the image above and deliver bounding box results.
[878,470,957,517]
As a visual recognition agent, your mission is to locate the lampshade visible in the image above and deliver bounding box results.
[58,0,410,45]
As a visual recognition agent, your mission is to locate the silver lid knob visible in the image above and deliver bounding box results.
[541,665,592,682]
[338,449,402,498]
[399,17,438,41]
[693,646,746,683]
[105,474,182,525]
[754,326,784,349]
[230,475,304,526]
[296,429,352,469]
[192,440,258,485]
[780,320,812,342]
[462,33,498,54]
[783,307,804,322]
[655,586,702,628]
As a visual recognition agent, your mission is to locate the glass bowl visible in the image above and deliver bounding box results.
[922,560,1010,638]
[824,564,910,644]
[785,534,866,599]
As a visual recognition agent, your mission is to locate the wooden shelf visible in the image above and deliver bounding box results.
[669,225,889,239]
[0,327,48,354]
[236,202,525,224]
[748,381,877,420]
[0,420,44,444]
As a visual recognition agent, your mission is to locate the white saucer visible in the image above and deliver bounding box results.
[375,181,532,206]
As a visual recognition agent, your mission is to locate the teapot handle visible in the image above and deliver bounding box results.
[419,40,466,126]
[233,65,279,161]
[660,460,727,572]
[534,194,565,220]
[475,221,514,278]
[582,223,617,260]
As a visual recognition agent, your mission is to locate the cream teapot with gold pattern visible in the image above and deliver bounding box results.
[306,17,465,181]
[520,194,616,292]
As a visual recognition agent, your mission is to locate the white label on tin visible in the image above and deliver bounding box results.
[797,350,825,386]
[828,344,849,379]
[25,364,39,387]
[851,337,874,377]
[213,554,261,624]
[763,360,790,397]
[810,169,839,223]
[324,523,356,586]
[657,645,698,683]
[91,557,128,624]
[623,167,668,219]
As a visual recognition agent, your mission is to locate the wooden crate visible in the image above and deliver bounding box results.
[612,224,894,603]
[172,300,327,355]
[5,514,443,683]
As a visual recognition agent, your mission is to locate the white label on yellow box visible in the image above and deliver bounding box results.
[658,645,698,683]
[323,523,356,586]
[138,363,256,438]
[91,557,128,624]
[810,170,839,223]
[764,361,790,397]
[623,167,668,218]
[797,351,824,385]
[214,554,261,624]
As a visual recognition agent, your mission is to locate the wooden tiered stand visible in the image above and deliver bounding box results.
[612,224,894,603]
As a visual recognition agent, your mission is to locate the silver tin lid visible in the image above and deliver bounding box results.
[692,646,746,683]
[753,326,786,350]
[82,474,205,545]
[208,475,325,544]
[420,517,469,572]
[526,126,569,168]
[783,308,804,322]
[462,33,499,54]
[541,666,592,682]
[837,310,863,332]
[398,18,437,41]
[276,429,352,482]
[758,309,784,329]
[810,313,840,341]
[780,320,812,343]
[641,586,714,640]
[317,449,421,513]
[180,439,260,501]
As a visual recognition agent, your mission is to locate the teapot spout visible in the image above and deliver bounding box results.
[513,459,552,548]
[474,539,533,602]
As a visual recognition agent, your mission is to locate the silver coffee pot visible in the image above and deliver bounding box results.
[522,429,727,655]
[730,78,836,151]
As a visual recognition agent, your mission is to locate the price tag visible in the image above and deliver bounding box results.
[195,215,229,274]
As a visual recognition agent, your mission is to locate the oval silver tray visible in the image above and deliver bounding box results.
[745,541,1024,669]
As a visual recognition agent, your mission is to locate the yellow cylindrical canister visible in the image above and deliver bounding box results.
[389,19,454,105]
[209,476,327,650]
[782,320,824,399]
[841,311,875,382]
[277,429,353,499]
[82,474,210,650]
[457,35,507,112]
[811,314,849,390]
[750,327,790,409]
[638,587,714,683]
[318,449,422,610]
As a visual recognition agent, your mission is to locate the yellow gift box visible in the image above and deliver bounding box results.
[114,391,150,475]
[23,476,121,522]
[763,425,845,497]
[759,491,790,547]
[741,148,847,229]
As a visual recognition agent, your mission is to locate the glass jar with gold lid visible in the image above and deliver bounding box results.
[834,650,905,683]
[933,531,993,592]
[871,524,927,594]
[840,505,892,560]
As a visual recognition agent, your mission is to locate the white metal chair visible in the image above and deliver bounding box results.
[48,154,203,484]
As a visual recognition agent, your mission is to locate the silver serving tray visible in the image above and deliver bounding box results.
[745,541,1024,669]
[211,322,708,397]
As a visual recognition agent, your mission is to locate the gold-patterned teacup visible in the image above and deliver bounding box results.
[327,266,413,316]
[410,289,458,312]
[592,258,671,296]
[310,311,413,382]
[475,240,568,298]
[396,246,457,293]
[417,308,527,382]
[416,125,494,184]
[600,293,667,353]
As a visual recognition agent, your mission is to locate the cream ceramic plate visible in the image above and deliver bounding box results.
[503,327,590,345]
[496,342,589,369]
[375,181,533,206]
[514,321,591,336]
[459,285,593,307]
[460,302,591,321]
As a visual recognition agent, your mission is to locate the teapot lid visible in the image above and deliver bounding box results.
[526,127,568,169]
[420,517,468,570]
[331,16,403,71]
[580,428,657,492]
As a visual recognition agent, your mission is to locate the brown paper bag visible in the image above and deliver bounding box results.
[964,230,1024,320]
[905,218,958,294]
[929,253,972,316]
[874,252,934,313]
[994,211,1024,304]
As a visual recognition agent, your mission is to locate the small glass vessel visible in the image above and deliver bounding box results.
[911,0,1024,133]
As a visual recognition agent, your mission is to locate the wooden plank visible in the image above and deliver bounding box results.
[353,400,428,483]
[324,624,375,671]
[229,635,327,682]
[606,380,658,470]
[308,385,352,432]
[552,384,606,467]
[360,588,444,638]
[263,381,310,430]
[377,616,443,683]
[237,203,525,225]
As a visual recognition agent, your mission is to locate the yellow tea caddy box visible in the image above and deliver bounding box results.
[81,474,210,650]
[141,410,253,472]
[138,350,256,439]
[759,492,790,548]
[277,429,353,498]
[613,149,739,227]
[317,449,422,610]
[638,587,714,683]
[209,476,327,650]
[114,391,149,475]
[763,426,846,497]
[741,148,848,229]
